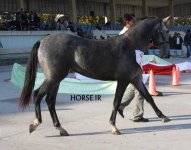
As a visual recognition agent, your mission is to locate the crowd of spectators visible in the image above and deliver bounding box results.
[0,9,41,30]
[184,29,191,57]
[169,32,184,49]
[0,9,92,39]
[145,30,191,58]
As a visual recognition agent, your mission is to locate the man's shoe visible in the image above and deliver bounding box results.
[133,118,149,122]
[155,91,163,96]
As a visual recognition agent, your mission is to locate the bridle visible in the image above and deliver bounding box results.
[124,33,137,49]
[158,31,169,45]
[153,22,169,46]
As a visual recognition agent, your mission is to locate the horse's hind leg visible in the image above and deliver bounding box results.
[45,83,69,136]
[110,80,128,135]
[29,86,41,133]
[29,80,53,133]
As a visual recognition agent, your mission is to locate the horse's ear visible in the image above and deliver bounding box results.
[163,16,171,23]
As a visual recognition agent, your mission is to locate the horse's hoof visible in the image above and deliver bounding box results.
[112,130,121,135]
[162,116,171,123]
[29,124,36,133]
[60,130,69,136]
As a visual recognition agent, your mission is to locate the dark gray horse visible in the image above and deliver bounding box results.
[19,16,171,136]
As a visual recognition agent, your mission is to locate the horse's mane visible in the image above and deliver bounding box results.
[129,16,161,32]
[137,16,158,21]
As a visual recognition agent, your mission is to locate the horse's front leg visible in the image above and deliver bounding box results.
[109,80,128,135]
[132,76,171,122]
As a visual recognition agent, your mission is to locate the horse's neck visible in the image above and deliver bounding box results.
[130,29,151,50]
[122,34,137,51]
[123,33,146,52]
[128,19,159,51]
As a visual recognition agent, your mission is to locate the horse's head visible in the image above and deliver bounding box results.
[150,16,170,48]
[126,16,170,51]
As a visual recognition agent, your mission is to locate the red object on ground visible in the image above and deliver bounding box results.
[142,63,176,75]
[183,70,191,73]
[148,70,157,96]
[172,66,180,86]
[176,67,181,79]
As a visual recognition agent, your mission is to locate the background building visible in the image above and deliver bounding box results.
[0,0,191,24]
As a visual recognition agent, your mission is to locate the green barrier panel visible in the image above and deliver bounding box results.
[143,55,171,65]
[11,63,117,95]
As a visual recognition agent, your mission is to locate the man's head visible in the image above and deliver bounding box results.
[123,13,136,28]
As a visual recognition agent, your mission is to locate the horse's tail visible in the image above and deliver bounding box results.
[19,41,40,109]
